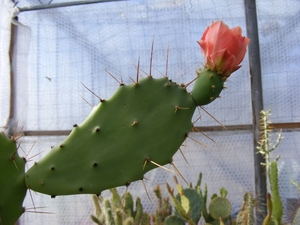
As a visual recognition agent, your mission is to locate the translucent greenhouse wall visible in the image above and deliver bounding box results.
[1,0,300,224]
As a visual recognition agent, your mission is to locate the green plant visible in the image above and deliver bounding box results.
[91,188,150,225]
[0,20,249,224]
[0,131,27,225]
[165,174,233,225]
[152,185,173,225]
[257,110,283,224]
[90,186,175,225]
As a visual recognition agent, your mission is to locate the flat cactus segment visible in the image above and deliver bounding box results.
[25,77,196,196]
[208,197,232,220]
[0,132,26,225]
[192,70,224,106]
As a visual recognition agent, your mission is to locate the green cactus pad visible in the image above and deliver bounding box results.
[163,215,185,225]
[25,77,196,196]
[175,188,202,223]
[0,132,27,225]
[191,70,224,106]
[269,161,283,223]
[208,196,232,220]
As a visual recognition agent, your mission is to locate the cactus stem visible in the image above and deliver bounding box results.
[105,69,124,86]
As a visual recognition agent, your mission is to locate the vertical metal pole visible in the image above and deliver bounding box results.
[244,0,266,223]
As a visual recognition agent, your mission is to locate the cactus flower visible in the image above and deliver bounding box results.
[197,21,250,77]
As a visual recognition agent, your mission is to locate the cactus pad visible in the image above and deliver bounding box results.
[0,132,26,225]
[208,196,232,220]
[25,77,196,196]
[192,70,224,106]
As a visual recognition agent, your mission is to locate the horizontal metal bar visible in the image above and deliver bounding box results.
[24,130,71,136]
[22,122,300,136]
[18,0,126,12]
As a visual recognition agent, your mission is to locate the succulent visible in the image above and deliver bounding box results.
[91,188,150,225]
[0,131,27,225]
[0,20,250,224]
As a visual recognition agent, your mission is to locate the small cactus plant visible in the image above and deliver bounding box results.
[165,174,233,225]
[257,110,283,224]
[91,188,150,225]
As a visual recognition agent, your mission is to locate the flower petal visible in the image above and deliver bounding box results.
[198,20,250,77]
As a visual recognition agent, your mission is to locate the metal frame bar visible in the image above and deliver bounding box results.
[244,0,267,223]
[22,122,300,136]
[18,0,126,12]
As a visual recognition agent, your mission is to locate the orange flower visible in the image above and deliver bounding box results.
[197,21,250,77]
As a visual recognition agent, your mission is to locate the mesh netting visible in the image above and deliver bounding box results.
[0,0,299,224]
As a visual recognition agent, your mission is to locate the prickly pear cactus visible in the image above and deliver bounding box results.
[192,69,225,106]
[25,76,198,196]
[24,20,249,197]
[0,132,27,225]
[208,196,232,220]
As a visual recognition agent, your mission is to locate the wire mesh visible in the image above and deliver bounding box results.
[0,0,298,224]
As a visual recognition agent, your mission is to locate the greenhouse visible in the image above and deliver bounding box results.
[0,0,300,224]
